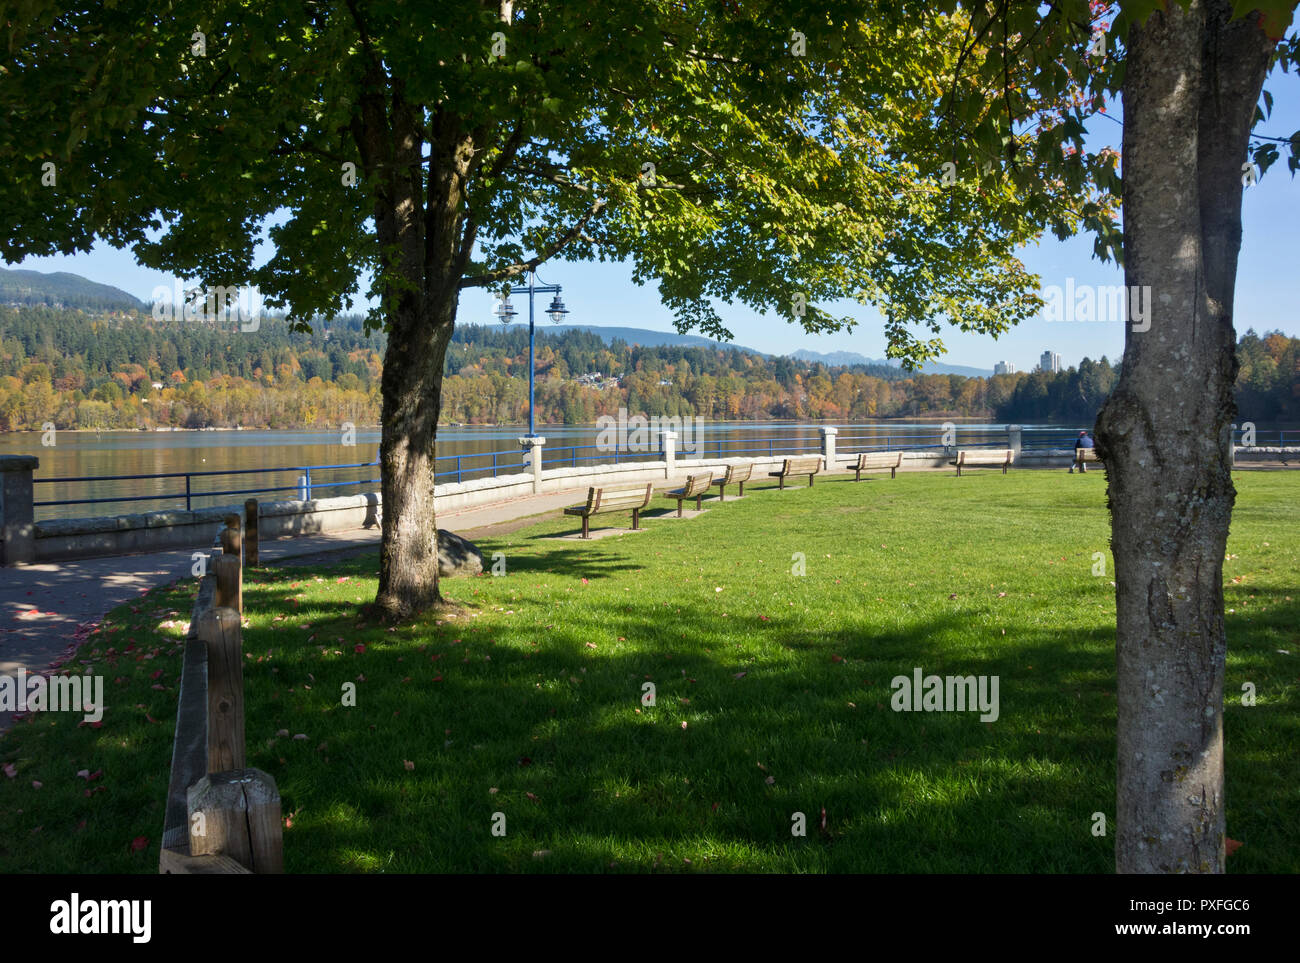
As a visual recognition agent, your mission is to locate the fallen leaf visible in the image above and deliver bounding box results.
[31,780,42,789]
[129,836,148,852]
[1225,837,1243,856]
[2,763,16,778]
[403,760,415,771]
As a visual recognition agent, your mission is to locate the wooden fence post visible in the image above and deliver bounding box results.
[221,513,242,558]
[244,498,259,567]
[198,606,245,773]
[187,768,284,873]
[213,554,242,613]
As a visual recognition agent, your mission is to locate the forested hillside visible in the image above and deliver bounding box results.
[0,305,1295,430]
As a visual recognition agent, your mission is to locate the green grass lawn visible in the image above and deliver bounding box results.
[3,469,1297,873]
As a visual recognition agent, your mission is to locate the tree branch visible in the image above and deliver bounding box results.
[458,197,608,288]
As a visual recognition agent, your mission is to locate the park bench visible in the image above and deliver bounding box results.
[768,454,823,489]
[563,483,653,538]
[950,449,1014,476]
[846,450,903,480]
[712,462,754,501]
[1073,448,1102,470]
[663,472,714,516]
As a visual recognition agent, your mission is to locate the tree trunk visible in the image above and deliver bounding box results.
[1096,0,1275,873]
[359,84,474,619]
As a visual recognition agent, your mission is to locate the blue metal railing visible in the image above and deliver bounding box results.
[35,447,530,517]
[31,425,1296,519]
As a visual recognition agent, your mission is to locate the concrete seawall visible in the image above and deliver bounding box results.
[20,446,1296,563]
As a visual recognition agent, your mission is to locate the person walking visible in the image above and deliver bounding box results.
[1070,430,1095,473]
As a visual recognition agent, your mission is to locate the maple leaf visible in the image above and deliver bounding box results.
[129,836,149,852]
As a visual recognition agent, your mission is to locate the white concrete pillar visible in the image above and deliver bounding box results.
[1007,425,1023,461]
[0,455,39,565]
[519,436,546,493]
[820,426,838,468]
[661,430,677,478]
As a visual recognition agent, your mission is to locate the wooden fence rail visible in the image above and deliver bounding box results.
[160,512,283,874]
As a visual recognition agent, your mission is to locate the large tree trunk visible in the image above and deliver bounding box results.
[359,81,474,619]
[1096,0,1275,873]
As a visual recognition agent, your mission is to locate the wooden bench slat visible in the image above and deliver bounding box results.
[713,461,755,500]
[950,449,1014,476]
[848,451,903,480]
[663,472,714,515]
[563,484,653,537]
[768,456,823,489]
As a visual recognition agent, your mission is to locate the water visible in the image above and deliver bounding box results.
[4,419,1285,520]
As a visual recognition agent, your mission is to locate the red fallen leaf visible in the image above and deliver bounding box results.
[831,655,844,663]
[519,756,532,766]
[77,720,103,729]
[284,816,294,829]
[403,760,415,771]
[129,836,149,852]
[145,713,160,724]
[820,807,828,833]
[354,643,366,654]
[585,642,597,649]
[580,578,589,584]
[1226,837,1243,856]
[525,792,539,802]
[32,780,42,789]
[432,675,442,682]
[733,671,747,679]
[759,615,770,622]
[430,654,442,661]
[150,669,164,680]
[151,684,166,691]
[2,763,16,778]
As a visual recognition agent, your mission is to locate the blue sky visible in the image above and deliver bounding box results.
[12,73,1299,374]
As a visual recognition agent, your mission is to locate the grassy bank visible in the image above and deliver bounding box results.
[3,469,1296,872]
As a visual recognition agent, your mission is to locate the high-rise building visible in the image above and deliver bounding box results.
[994,361,1016,375]
[1040,350,1062,374]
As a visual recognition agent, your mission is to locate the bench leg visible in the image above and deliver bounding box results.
[582,516,589,538]
[677,500,683,518]
[1002,463,1008,474]
[632,508,640,530]
[809,474,814,487]
[855,468,861,482]
[890,467,896,479]
[956,465,962,477]
[779,476,785,490]
[695,494,702,511]
[719,484,726,502]
[738,481,744,497]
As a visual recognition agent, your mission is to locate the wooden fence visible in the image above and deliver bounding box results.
[159,501,284,873]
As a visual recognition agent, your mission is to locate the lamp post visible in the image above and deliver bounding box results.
[495,272,568,438]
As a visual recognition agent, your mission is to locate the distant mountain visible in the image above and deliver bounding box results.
[0,267,143,312]
[547,324,767,356]
[791,348,991,378]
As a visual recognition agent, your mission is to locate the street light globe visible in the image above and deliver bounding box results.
[495,294,517,324]
[547,293,569,324]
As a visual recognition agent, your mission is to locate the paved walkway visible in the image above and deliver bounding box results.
[0,488,584,733]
